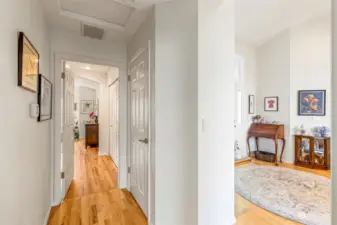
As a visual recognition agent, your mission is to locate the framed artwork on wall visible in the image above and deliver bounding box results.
[37,74,52,122]
[264,97,278,112]
[18,32,39,93]
[298,90,326,116]
[248,95,254,114]
[81,100,94,114]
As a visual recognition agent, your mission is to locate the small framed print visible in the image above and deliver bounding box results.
[81,100,94,114]
[264,97,278,112]
[37,74,52,122]
[248,95,254,114]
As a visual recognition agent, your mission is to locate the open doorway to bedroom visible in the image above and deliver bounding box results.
[60,60,120,200]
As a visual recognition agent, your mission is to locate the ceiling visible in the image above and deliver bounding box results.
[235,0,331,46]
[66,61,114,84]
[42,0,169,42]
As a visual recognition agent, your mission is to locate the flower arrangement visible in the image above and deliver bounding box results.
[313,126,331,138]
[89,112,98,124]
[252,115,263,123]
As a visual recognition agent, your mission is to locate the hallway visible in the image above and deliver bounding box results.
[47,141,147,225]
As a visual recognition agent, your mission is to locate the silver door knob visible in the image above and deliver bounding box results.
[139,138,149,144]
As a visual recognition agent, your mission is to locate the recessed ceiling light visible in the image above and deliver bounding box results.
[65,64,70,69]
[85,66,91,70]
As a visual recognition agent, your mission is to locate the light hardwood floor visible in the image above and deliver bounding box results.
[48,141,330,225]
[47,141,147,225]
[235,159,330,225]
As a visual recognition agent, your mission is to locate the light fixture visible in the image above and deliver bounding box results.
[65,64,70,69]
[85,66,91,70]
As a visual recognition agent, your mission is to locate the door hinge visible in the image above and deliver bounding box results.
[127,75,131,82]
[61,172,65,179]
[128,167,131,173]
[61,72,65,79]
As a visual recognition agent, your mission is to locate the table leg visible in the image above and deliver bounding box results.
[274,139,279,166]
[280,138,286,163]
[255,137,259,152]
[247,137,251,157]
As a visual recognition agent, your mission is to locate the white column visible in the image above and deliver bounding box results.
[155,1,198,224]
[331,1,337,224]
[198,0,236,225]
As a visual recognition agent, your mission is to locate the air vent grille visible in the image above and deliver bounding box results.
[82,24,105,40]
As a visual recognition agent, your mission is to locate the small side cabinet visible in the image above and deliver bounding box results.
[294,135,330,170]
[85,124,99,148]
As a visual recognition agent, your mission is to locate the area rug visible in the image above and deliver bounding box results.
[235,163,330,225]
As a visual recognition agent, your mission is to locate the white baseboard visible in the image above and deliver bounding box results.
[99,152,109,156]
[43,205,52,225]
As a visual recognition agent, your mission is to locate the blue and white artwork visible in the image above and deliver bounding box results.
[298,90,326,116]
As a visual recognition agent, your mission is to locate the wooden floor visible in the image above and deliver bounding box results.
[47,141,147,225]
[235,159,330,225]
[48,141,330,225]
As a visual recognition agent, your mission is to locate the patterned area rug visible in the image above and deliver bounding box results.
[235,163,330,225]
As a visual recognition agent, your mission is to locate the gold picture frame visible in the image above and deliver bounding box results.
[18,32,39,92]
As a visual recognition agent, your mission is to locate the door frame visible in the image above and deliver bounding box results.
[51,52,126,206]
[109,77,119,166]
[127,41,153,223]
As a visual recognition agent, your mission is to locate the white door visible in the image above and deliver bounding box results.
[109,80,119,166]
[130,49,149,216]
[61,61,75,199]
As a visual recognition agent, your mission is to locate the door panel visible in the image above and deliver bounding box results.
[130,50,149,216]
[61,62,75,199]
[109,81,119,166]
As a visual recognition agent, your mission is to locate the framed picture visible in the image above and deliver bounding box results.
[264,97,278,111]
[81,100,94,114]
[18,32,39,93]
[248,95,254,114]
[298,90,326,116]
[38,74,52,122]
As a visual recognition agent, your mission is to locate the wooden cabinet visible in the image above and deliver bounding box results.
[294,135,330,170]
[247,123,285,165]
[85,124,99,148]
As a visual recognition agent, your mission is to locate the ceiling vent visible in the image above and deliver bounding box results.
[82,24,105,40]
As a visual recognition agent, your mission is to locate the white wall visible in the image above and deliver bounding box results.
[127,8,156,224]
[0,0,51,224]
[51,29,129,203]
[256,30,291,160]
[289,14,331,162]
[198,0,235,224]
[155,1,198,224]
[255,14,331,163]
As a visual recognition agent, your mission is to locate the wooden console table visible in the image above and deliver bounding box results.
[85,123,99,148]
[247,123,285,166]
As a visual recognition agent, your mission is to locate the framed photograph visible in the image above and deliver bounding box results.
[81,100,94,114]
[298,90,326,116]
[18,32,39,93]
[264,97,278,111]
[38,74,52,122]
[248,95,254,114]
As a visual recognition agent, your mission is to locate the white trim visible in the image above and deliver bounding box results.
[43,205,52,225]
[99,152,110,157]
[147,39,152,225]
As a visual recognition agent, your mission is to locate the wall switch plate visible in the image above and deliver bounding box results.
[30,103,39,118]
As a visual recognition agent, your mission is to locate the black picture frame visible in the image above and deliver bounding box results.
[38,74,52,122]
[18,32,40,93]
[298,90,326,116]
[264,96,279,112]
[248,95,254,114]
